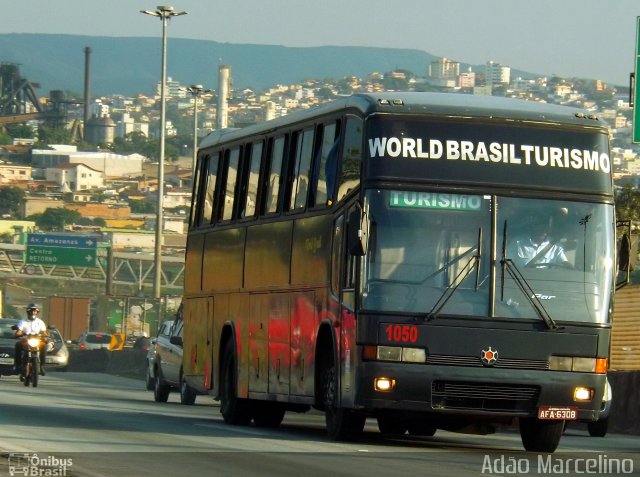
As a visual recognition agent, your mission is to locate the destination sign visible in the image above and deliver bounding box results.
[389,191,483,211]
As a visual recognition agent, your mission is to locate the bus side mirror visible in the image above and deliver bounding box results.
[347,204,368,256]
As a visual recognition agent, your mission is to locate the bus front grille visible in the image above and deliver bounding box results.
[431,381,539,413]
[426,354,549,370]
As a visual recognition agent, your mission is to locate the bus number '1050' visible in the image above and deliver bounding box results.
[385,324,419,343]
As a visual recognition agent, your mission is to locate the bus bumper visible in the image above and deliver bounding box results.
[355,361,605,421]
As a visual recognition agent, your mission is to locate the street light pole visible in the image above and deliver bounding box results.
[141,5,187,300]
[185,85,211,177]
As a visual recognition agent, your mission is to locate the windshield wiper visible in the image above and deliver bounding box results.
[500,221,559,330]
[427,228,482,321]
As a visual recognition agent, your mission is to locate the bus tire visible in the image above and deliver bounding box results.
[376,416,407,436]
[220,340,252,425]
[587,418,608,437]
[519,418,564,452]
[320,348,365,441]
[253,402,286,428]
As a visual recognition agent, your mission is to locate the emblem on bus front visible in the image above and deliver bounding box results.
[481,347,498,366]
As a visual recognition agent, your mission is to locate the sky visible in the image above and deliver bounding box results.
[2,0,639,86]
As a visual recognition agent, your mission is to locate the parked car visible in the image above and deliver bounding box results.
[0,319,20,377]
[77,331,113,350]
[146,305,199,404]
[45,326,69,371]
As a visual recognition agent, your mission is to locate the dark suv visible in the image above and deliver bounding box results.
[146,306,198,404]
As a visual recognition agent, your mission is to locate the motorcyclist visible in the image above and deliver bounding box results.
[14,303,49,377]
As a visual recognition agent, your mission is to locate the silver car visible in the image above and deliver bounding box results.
[77,331,112,351]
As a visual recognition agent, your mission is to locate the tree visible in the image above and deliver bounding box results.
[36,126,73,146]
[0,131,10,145]
[0,186,25,218]
[616,184,640,222]
[28,208,82,231]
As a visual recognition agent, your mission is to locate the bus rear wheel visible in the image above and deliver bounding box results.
[320,350,365,440]
[519,418,564,452]
[220,341,252,425]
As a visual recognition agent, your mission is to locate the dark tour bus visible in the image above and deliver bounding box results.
[183,92,621,452]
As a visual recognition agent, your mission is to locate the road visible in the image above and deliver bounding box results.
[0,372,638,477]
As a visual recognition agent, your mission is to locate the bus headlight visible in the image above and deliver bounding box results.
[574,387,594,402]
[549,356,607,374]
[371,346,426,363]
[374,377,396,392]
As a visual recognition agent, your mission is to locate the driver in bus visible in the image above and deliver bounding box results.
[513,216,570,268]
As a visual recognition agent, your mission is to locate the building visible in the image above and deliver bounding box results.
[155,77,185,99]
[429,57,460,81]
[32,147,145,178]
[45,163,105,192]
[0,164,31,184]
[458,68,476,89]
[485,61,511,85]
[115,113,150,139]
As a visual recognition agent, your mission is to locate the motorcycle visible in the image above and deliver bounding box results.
[19,334,49,387]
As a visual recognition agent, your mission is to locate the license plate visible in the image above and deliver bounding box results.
[538,406,578,420]
[0,357,13,365]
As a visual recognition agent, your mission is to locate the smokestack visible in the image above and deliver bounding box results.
[83,47,92,129]
[217,64,230,129]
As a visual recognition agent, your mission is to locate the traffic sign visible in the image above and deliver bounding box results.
[110,333,125,351]
[25,233,99,267]
[26,245,97,267]
[27,234,98,249]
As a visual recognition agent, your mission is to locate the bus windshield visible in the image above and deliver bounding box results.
[360,189,615,324]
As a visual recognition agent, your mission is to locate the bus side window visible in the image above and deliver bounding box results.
[337,117,363,203]
[342,206,357,310]
[221,147,241,221]
[264,136,286,215]
[189,154,203,228]
[289,128,314,211]
[199,152,220,226]
[313,121,339,208]
[242,141,263,219]
[331,214,345,297]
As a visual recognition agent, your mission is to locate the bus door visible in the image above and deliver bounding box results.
[332,213,357,406]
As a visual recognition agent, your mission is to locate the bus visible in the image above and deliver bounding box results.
[182,92,623,453]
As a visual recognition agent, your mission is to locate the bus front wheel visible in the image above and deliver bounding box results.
[519,418,564,452]
[320,350,365,440]
[220,341,252,425]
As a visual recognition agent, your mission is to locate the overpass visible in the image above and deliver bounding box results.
[0,243,184,292]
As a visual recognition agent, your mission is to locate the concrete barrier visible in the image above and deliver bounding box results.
[608,370,640,435]
[67,348,147,379]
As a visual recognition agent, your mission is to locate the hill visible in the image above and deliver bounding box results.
[1,33,442,96]
[1,34,542,97]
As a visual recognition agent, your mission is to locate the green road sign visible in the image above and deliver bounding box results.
[634,17,640,143]
[26,245,97,267]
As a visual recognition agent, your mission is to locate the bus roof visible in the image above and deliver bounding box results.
[199,92,607,150]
